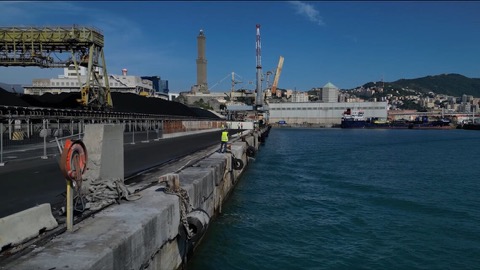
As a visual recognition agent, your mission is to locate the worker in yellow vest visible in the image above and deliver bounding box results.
[219,128,229,153]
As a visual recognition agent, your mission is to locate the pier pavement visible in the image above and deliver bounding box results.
[0,125,269,270]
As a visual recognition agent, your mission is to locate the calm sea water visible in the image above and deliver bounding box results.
[188,128,480,270]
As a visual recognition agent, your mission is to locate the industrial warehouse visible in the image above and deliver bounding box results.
[268,101,388,127]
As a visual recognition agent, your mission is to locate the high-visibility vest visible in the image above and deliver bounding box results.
[221,131,229,142]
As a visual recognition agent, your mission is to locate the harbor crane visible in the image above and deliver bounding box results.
[271,56,284,95]
[0,26,113,110]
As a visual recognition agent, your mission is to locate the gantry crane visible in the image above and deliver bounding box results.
[0,26,112,110]
[271,56,284,95]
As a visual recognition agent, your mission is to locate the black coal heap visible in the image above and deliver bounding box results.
[110,92,196,116]
[20,92,82,109]
[189,106,219,119]
[0,87,30,107]
[0,88,220,119]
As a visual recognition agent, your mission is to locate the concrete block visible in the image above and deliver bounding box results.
[194,157,227,186]
[230,143,244,159]
[82,124,124,184]
[180,167,215,210]
[245,135,255,149]
[0,203,58,249]
[7,187,181,270]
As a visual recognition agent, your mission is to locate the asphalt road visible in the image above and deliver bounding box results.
[0,130,223,218]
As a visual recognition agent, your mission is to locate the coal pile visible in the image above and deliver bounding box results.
[189,107,221,119]
[0,87,30,107]
[20,92,82,109]
[1,89,220,119]
[111,92,197,117]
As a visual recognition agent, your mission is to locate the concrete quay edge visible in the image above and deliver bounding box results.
[1,127,269,270]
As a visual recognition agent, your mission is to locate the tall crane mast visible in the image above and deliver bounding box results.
[255,24,263,108]
[271,56,284,95]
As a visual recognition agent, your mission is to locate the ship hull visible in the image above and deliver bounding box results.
[462,124,480,130]
[340,120,454,129]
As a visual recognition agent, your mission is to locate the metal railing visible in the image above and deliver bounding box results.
[0,116,224,166]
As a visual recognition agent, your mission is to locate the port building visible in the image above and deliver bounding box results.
[268,101,388,126]
[23,66,169,99]
[267,82,388,126]
[321,82,339,103]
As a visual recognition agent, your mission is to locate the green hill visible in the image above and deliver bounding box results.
[363,73,480,97]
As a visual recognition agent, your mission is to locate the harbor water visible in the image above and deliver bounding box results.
[188,128,480,270]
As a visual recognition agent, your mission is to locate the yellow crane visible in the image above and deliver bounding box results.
[271,56,284,95]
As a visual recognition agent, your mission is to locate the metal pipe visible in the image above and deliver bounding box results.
[160,120,164,139]
[41,119,48,159]
[1,123,5,166]
[49,132,86,143]
[131,120,136,145]
[8,119,12,140]
[66,180,73,231]
[146,120,149,142]
[27,119,30,138]
[82,120,85,139]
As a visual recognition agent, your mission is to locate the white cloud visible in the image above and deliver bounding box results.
[289,1,325,26]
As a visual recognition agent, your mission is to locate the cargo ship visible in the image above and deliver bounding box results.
[458,119,480,130]
[340,108,453,129]
[463,124,480,130]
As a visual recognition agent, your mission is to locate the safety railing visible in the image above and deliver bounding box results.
[0,118,225,166]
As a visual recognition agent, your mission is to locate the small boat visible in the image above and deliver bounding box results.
[340,108,369,128]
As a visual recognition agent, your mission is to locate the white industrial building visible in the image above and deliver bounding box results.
[23,66,168,99]
[291,91,309,102]
[268,101,388,126]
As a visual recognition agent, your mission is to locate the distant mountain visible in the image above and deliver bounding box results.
[362,73,480,97]
[0,82,24,93]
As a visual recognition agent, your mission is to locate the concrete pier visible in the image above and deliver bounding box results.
[1,126,270,270]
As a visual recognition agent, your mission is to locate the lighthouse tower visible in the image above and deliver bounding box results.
[196,29,209,94]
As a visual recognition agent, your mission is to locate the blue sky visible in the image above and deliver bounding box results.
[1,1,479,92]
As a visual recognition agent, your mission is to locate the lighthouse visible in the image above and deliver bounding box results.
[196,29,209,94]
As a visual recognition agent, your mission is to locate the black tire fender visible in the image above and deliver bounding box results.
[246,146,256,157]
[232,158,244,170]
[186,209,210,244]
